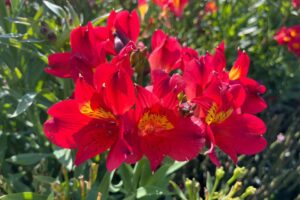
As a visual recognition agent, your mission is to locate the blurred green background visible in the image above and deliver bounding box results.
[0,0,299,199]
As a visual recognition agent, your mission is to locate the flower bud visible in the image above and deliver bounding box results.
[227,167,247,185]
[216,167,225,180]
[227,181,242,197]
[241,186,256,199]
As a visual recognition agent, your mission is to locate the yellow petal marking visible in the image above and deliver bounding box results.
[80,102,115,120]
[138,112,174,135]
[205,103,233,125]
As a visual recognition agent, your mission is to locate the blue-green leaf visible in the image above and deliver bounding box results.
[9,92,37,118]
[6,153,51,165]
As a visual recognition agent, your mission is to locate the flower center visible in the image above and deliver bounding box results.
[80,102,115,120]
[138,112,174,135]
[205,103,233,125]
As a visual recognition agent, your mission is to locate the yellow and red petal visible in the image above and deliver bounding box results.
[211,113,267,163]
[44,100,91,148]
[229,50,250,80]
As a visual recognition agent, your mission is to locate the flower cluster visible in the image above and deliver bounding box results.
[152,0,188,17]
[274,25,300,57]
[44,9,267,171]
[137,0,188,17]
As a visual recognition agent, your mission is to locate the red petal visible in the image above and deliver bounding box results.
[44,100,91,148]
[93,63,117,91]
[151,29,167,50]
[211,114,267,162]
[149,30,181,72]
[74,119,118,165]
[135,86,159,117]
[228,84,246,108]
[74,78,96,105]
[167,117,205,161]
[128,10,140,42]
[229,50,250,80]
[45,52,72,78]
[242,93,267,114]
[204,42,226,72]
[106,138,132,171]
[105,69,135,115]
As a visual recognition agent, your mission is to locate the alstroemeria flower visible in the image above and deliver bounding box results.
[205,1,218,13]
[203,99,266,165]
[183,43,267,165]
[107,10,140,53]
[292,0,300,9]
[44,62,135,170]
[274,27,291,45]
[153,0,189,17]
[228,50,267,114]
[138,0,149,21]
[274,25,300,57]
[149,30,182,73]
[174,47,199,71]
[125,86,205,170]
[45,23,109,83]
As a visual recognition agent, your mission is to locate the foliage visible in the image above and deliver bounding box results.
[0,0,299,199]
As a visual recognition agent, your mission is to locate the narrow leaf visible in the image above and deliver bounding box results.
[9,92,37,118]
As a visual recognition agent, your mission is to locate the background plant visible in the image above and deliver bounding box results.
[0,0,299,199]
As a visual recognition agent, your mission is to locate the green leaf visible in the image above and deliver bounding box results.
[206,172,213,194]
[0,192,47,200]
[66,1,80,26]
[8,92,37,118]
[0,33,24,39]
[87,171,114,200]
[6,153,51,165]
[136,186,172,199]
[0,133,7,162]
[53,148,74,171]
[118,164,134,193]
[33,175,56,185]
[43,0,66,18]
[166,161,187,175]
[169,181,187,200]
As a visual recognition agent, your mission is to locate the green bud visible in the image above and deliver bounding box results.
[216,167,225,180]
[185,178,200,200]
[227,167,247,185]
[227,181,242,198]
[241,186,256,199]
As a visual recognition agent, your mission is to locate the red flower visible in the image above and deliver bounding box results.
[149,30,182,73]
[274,25,300,57]
[183,43,267,165]
[45,23,109,83]
[153,0,188,17]
[44,61,135,170]
[45,10,140,83]
[174,47,199,71]
[193,84,266,165]
[205,1,218,13]
[228,50,267,114]
[274,27,291,45]
[107,10,140,53]
[138,0,149,20]
[125,86,205,170]
[292,0,300,9]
